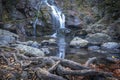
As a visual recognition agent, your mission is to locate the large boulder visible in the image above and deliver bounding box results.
[66,10,83,29]
[70,37,88,48]
[16,44,45,57]
[86,33,112,45]
[0,29,19,46]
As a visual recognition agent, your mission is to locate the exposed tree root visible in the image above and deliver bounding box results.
[57,65,112,76]
[36,68,67,80]
[0,47,118,80]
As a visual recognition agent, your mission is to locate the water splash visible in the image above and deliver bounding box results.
[33,0,66,58]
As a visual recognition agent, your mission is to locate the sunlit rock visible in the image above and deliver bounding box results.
[16,44,45,57]
[70,37,88,48]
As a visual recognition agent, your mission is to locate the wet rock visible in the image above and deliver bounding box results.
[70,37,88,48]
[16,44,44,57]
[16,40,41,48]
[88,46,100,52]
[16,40,33,45]
[0,29,19,46]
[101,42,120,50]
[41,39,57,46]
[0,35,16,45]
[86,33,112,45]
[40,48,50,55]
[27,41,40,48]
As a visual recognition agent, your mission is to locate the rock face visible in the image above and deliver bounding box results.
[70,37,88,48]
[86,24,107,33]
[83,15,95,25]
[66,13,83,29]
[108,19,120,39]
[16,44,45,57]
[101,42,120,50]
[86,33,112,45]
[0,29,18,38]
[0,29,19,45]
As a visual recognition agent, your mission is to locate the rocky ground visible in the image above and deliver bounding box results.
[0,29,120,80]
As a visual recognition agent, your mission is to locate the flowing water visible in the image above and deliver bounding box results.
[33,0,66,58]
[28,0,120,63]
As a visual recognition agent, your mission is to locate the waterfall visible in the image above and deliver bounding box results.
[33,0,66,58]
[33,1,42,38]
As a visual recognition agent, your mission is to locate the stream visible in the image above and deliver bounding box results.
[31,0,120,62]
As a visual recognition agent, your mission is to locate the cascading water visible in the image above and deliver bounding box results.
[33,1,42,38]
[33,0,66,58]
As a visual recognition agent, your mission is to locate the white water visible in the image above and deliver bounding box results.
[33,0,66,58]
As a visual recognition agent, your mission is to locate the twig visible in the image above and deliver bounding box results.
[48,61,60,73]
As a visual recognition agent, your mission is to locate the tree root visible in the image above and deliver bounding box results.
[36,68,67,80]
[57,65,112,76]
[48,61,60,73]
[0,48,115,80]
[50,57,89,70]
